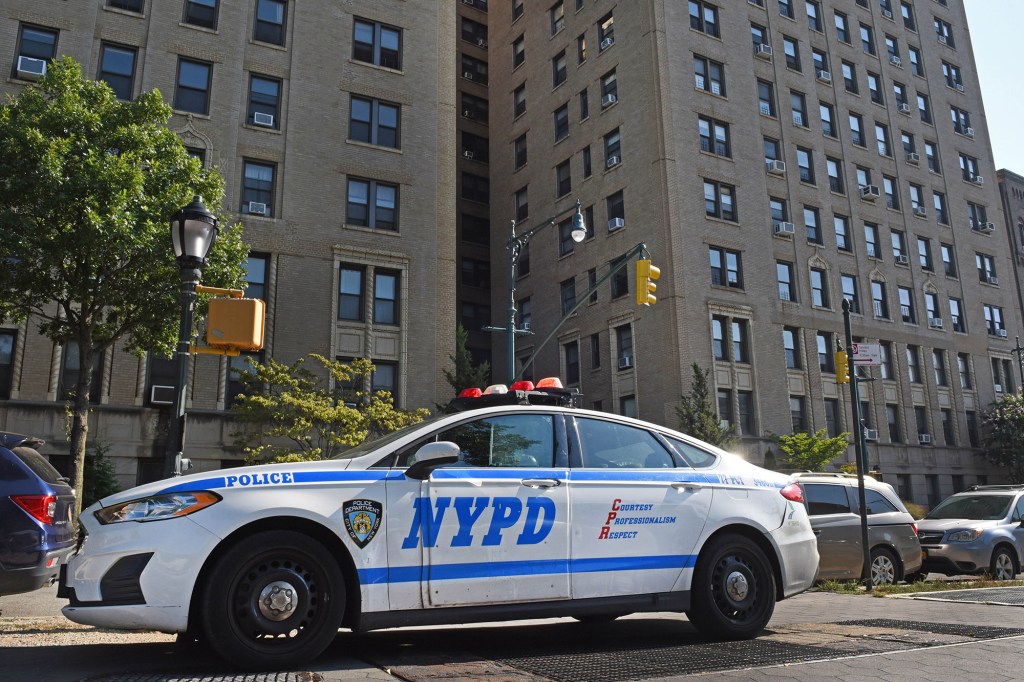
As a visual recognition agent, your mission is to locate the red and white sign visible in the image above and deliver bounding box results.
[850,342,882,366]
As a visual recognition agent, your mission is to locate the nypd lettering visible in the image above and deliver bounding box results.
[343,499,382,549]
[402,496,555,549]
[599,498,676,540]
[225,471,295,487]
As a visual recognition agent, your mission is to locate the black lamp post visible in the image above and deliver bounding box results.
[165,196,218,478]
[484,199,586,383]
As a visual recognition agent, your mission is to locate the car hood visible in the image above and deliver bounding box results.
[917,518,1003,531]
[89,458,354,510]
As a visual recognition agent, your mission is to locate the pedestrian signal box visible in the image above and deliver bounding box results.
[207,298,266,351]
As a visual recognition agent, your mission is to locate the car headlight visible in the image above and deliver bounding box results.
[946,529,982,543]
[94,491,221,524]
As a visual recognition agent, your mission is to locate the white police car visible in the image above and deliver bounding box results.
[60,380,818,669]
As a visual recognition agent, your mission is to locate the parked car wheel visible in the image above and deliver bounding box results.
[199,530,345,670]
[687,534,776,639]
[870,547,899,586]
[990,547,1019,581]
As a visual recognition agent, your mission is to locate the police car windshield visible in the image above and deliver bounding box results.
[925,494,1012,521]
[328,415,447,460]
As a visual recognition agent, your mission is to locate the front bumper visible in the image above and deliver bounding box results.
[920,543,987,576]
[59,514,221,633]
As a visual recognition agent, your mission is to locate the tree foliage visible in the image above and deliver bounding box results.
[439,324,491,408]
[0,57,248,514]
[230,354,430,464]
[982,392,1024,483]
[773,428,851,471]
[675,363,736,448]
[81,441,121,509]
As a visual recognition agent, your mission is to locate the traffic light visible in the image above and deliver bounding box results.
[207,297,266,351]
[835,350,850,384]
[635,259,660,306]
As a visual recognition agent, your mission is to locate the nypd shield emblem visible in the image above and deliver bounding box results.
[343,499,382,549]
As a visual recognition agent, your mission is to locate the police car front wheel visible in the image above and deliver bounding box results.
[686,534,776,639]
[198,530,346,669]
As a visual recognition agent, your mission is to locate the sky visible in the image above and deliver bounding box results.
[963,0,1023,173]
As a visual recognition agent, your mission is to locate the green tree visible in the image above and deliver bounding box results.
[982,392,1024,483]
[81,441,121,509]
[230,354,430,464]
[773,428,851,471]
[675,363,736,448]
[440,324,491,407]
[0,57,248,516]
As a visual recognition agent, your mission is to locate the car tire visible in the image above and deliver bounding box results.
[686,534,776,639]
[870,547,900,586]
[990,546,1019,581]
[198,530,346,670]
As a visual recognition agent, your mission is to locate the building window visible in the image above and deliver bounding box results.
[967,411,980,447]
[872,281,890,319]
[820,102,836,138]
[906,345,922,383]
[934,17,954,48]
[371,362,397,397]
[514,186,529,222]
[254,0,286,45]
[901,2,916,31]
[606,190,625,228]
[976,252,997,285]
[841,274,860,313]
[590,333,601,368]
[689,1,720,37]
[909,45,924,76]
[804,205,821,244]
[824,398,841,437]
[917,92,932,124]
[827,157,844,193]
[958,353,972,389]
[777,261,795,302]
[576,33,586,64]
[579,89,589,121]
[817,332,834,372]
[879,341,893,379]
[350,96,399,148]
[241,161,275,216]
[354,19,402,70]
[698,117,730,157]
[933,191,948,225]
[810,267,829,307]
[560,278,576,316]
[513,84,526,119]
[563,341,580,385]
[757,80,776,117]
[512,34,525,69]
[244,254,269,300]
[374,271,399,325]
[849,112,864,146]
[711,316,728,361]
[835,11,850,43]
[918,237,934,271]
[875,122,891,157]
[107,0,143,12]
[783,326,801,368]
[616,323,633,369]
[897,286,916,324]
[610,257,629,299]
[338,266,365,321]
[59,345,103,402]
[603,128,621,168]
[943,61,963,90]
[558,217,578,257]
[864,222,880,258]
[806,1,821,30]
[461,173,489,204]
[555,160,571,198]
[941,409,955,446]
[842,61,858,93]
[783,36,801,71]
[886,404,902,443]
[347,178,397,231]
[883,175,899,210]
[834,214,850,251]
[247,75,281,128]
[959,153,981,182]
[791,91,807,127]
[598,12,615,48]
[860,23,875,55]
[554,104,569,142]
[933,349,948,387]
[703,180,736,221]
[98,44,137,101]
[790,396,807,434]
[0,331,15,400]
[174,58,211,115]
[550,0,565,35]
[694,55,726,96]
[984,304,1005,336]
[600,69,618,105]
[796,147,814,183]
[709,247,743,289]
[950,297,966,333]
[184,0,218,29]
[925,140,940,173]
[552,50,567,87]
[727,320,749,363]
[462,92,488,124]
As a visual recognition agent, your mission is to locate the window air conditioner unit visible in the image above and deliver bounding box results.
[938,34,948,45]
[773,221,796,236]
[994,383,1004,393]
[965,126,975,137]
[618,355,633,369]
[463,71,474,80]
[929,317,944,329]
[462,0,474,5]
[817,70,832,83]
[608,217,625,230]
[955,83,965,93]
[477,38,488,48]
[462,150,474,160]
[906,151,920,164]
[600,37,615,51]
[150,385,176,405]
[606,155,621,169]
[602,93,617,107]
[918,433,932,445]
[898,102,911,114]
[973,222,994,234]
[16,56,47,80]
[882,8,894,19]
[913,206,927,217]
[859,185,880,200]
[889,55,902,67]
[972,175,984,185]
[247,201,267,216]
[253,112,275,127]
[864,428,879,441]
[987,275,1000,286]
[755,43,773,59]
[766,159,786,174]
[895,254,909,265]
[997,329,1008,338]
[462,110,474,119]
[779,290,791,301]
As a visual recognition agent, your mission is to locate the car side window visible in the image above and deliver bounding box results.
[864,489,899,515]
[803,483,852,515]
[665,436,717,468]
[434,414,555,467]
[575,417,675,468]
[1014,497,1024,522]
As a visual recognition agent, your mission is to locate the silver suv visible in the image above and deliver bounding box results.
[795,473,922,585]
[916,485,1024,580]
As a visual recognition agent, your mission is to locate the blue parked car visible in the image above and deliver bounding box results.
[1,433,76,596]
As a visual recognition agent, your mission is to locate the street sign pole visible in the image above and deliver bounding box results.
[842,299,873,591]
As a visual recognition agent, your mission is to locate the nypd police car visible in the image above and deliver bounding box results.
[60,381,818,669]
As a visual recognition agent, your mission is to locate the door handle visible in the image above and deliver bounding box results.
[521,478,561,489]
[672,482,704,492]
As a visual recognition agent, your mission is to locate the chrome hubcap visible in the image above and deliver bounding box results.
[258,580,297,621]
[726,571,749,601]
[872,557,895,585]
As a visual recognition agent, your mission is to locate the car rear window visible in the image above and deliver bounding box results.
[864,489,899,515]
[11,446,65,485]
[803,483,852,515]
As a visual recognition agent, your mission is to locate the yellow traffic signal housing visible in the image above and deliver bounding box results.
[835,350,850,384]
[207,298,266,351]
[636,259,661,306]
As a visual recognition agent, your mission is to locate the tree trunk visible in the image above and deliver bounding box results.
[68,340,94,520]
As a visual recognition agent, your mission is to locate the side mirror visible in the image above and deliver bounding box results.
[405,441,460,480]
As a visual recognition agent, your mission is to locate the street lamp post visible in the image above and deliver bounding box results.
[484,200,586,383]
[165,196,219,478]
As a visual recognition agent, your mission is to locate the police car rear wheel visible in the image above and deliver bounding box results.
[200,530,346,669]
[686,534,775,639]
